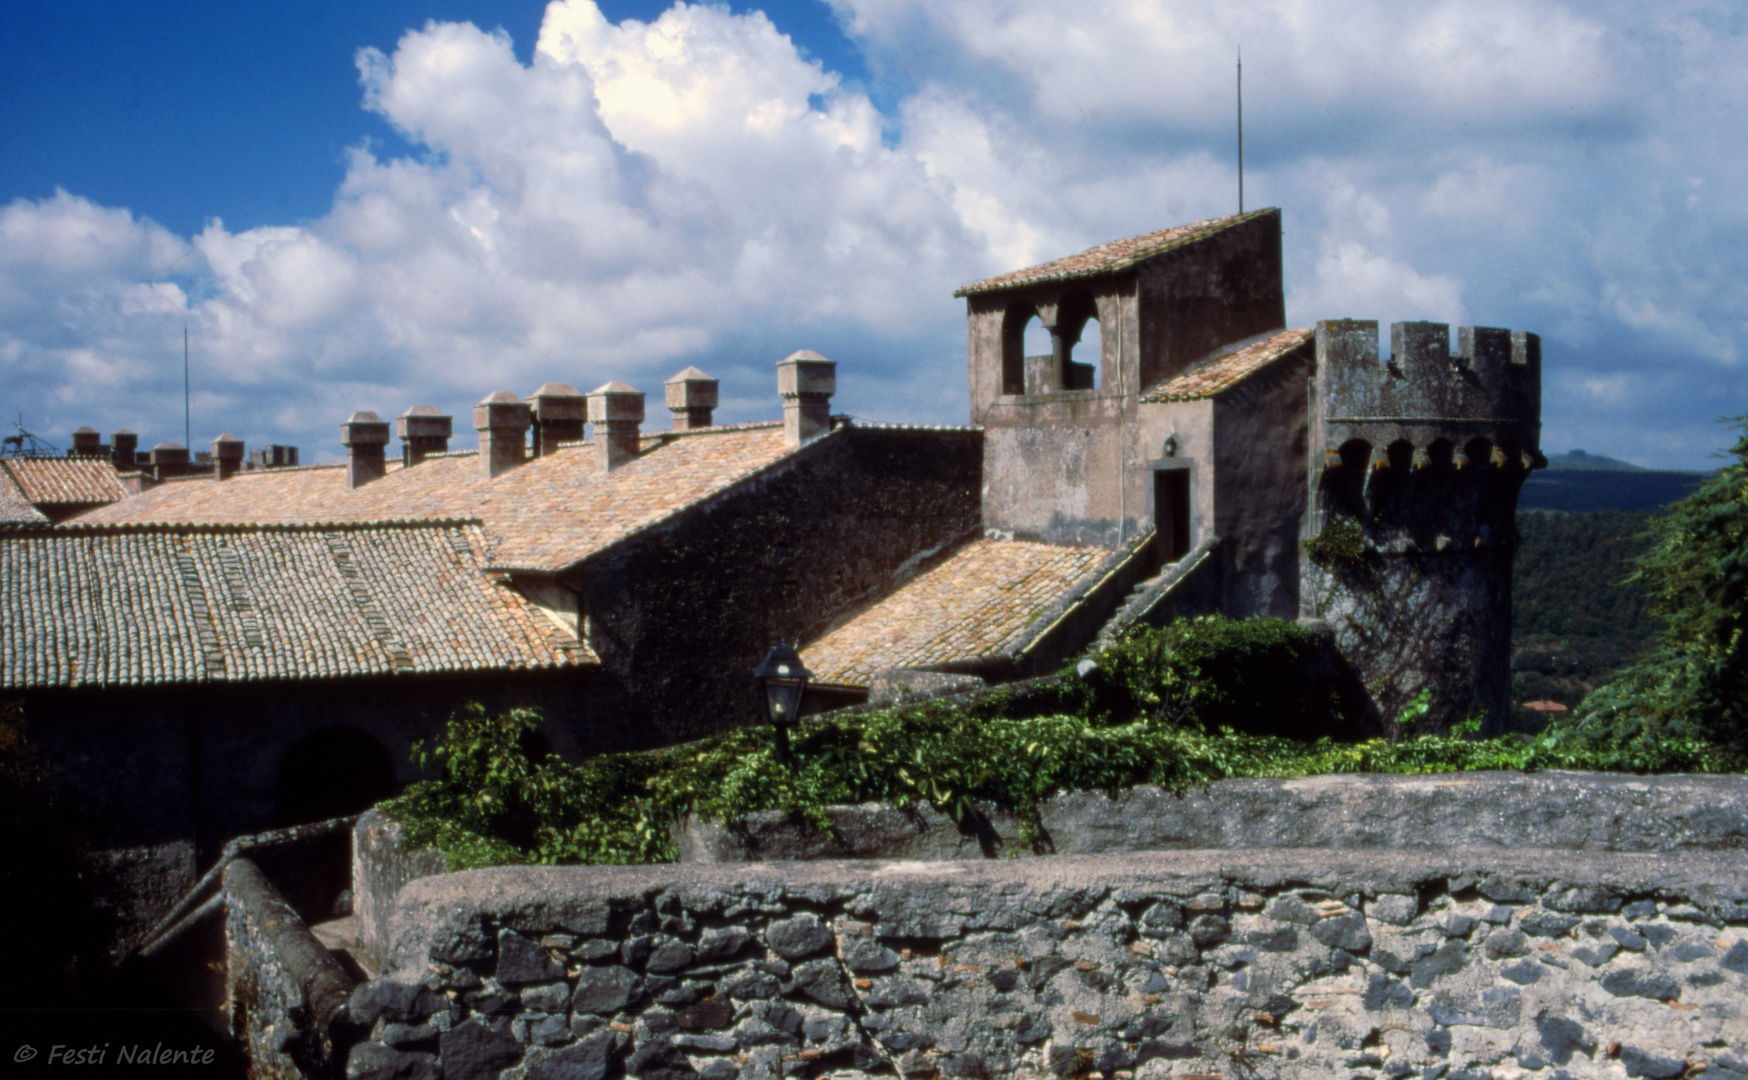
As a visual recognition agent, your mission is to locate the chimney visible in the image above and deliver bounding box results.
[777,350,836,446]
[473,391,533,478]
[340,412,390,489]
[587,382,645,472]
[665,367,719,431]
[250,445,299,469]
[148,443,189,482]
[71,427,102,457]
[527,382,587,457]
[112,430,138,468]
[211,433,245,480]
[396,405,452,467]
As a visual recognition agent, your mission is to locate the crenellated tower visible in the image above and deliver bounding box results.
[1303,320,1544,735]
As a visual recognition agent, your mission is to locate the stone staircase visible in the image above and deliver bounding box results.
[1090,536,1220,652]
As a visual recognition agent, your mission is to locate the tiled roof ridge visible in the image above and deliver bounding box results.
[646,419,784,440]
[48,517,485,537]
[954,208,1276,297]
[485,424,835,573]
[1139,326,1314,403]
[838,419,982,434]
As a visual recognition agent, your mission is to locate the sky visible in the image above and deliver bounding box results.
[2,1,1744,471]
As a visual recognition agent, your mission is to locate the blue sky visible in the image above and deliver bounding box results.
[2,0,1744,469]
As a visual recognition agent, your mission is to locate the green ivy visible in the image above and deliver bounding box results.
[1304,514,1367,567]
[383,615,1739,870]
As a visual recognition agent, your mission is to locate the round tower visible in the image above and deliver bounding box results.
[1302,320,1544,736]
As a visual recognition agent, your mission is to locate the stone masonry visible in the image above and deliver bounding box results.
[346,849,1748,1080]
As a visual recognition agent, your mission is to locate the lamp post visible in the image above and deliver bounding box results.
[752,641,812,764]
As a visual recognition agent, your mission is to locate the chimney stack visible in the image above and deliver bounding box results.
[777,350,836,446]
[665,367,719,431]
[527,382,587,457]
[211,433,245,480]
[71,427,102,457]
[112,430,138,467]
[340,412,390,489]
[396,405,452,467]
[587,382,645,472]
[148,443,189,483]
[474,391,533,478]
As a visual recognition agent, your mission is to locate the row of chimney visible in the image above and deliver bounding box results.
[69,428,299,482]
[340,353,836,490]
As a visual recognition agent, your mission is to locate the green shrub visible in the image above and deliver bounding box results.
[384,613,1736,870]
[1075,615,1338,737]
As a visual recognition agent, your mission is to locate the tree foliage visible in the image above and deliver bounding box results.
[1564,417,1748,765]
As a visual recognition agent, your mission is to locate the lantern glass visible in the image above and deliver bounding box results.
[752,642,813,731]
[764,677,806,725]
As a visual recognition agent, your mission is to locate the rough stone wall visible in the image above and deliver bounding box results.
[224,858,357,1080]
[579,426,982,746]
[1303,550,1513,736]
[980,398,1141,547]
[1304,320,1542,735]
[348,849,1748,1080]
[1211,349,1311,618]
[357,809,452,971]
[1133,213,1285,391]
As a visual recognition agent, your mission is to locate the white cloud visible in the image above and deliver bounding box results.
[1,0,1744,469]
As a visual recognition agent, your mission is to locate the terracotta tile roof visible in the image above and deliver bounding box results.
[954,209,1275,297]
[802,539,1112,688]
[1139,328,1314,402]
[0,469,49,527]
[73,424,802,573]
[0,522,590,690]
[2,458,128,507]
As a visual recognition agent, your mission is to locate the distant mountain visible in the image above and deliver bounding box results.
[1521,462,1708,513]
[1542,449,1644,472]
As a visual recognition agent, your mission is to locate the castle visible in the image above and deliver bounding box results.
[0,207,1541,944]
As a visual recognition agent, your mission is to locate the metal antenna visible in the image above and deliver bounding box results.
[1237,47,1244,214]
[184,323,190,450]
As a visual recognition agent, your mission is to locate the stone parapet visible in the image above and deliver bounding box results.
[224,858,357,1080]
[673,771,1748,864]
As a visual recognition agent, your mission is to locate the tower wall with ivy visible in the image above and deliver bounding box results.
[1301,320,1543,735]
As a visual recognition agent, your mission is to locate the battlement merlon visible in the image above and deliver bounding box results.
[1314,320,1542,459]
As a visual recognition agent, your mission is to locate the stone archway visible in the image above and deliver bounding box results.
[273,725,396,827]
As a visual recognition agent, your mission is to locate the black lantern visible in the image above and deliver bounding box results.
[752,641,812,762]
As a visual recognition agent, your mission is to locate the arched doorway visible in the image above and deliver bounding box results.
[274,726,396,827]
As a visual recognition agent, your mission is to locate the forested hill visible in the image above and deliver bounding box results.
[1510,510,1657,728]
[1520,450,1709,513]
[1520,470,1707,512]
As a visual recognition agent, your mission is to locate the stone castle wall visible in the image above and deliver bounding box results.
[335,775,1748,1080]
[1306,320,1543,735]
[346,849,1747,1080]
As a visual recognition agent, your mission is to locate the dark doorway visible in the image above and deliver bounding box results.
[274,726,396,827]
[1155,469,1192,562]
